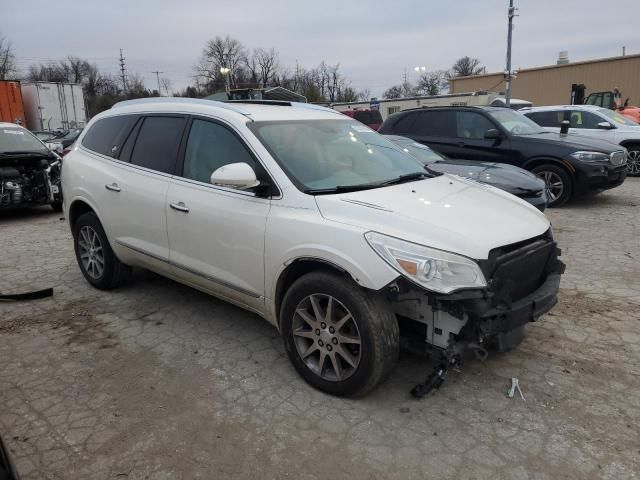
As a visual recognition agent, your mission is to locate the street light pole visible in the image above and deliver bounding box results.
[505,0,515,108]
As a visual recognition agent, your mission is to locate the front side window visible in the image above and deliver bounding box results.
[129,116,186,173]
[182,119,256,184]
[0,127,49,154]
[455,112,496,139]
[487,109,545,135]
[569,111,602,129]
[250,119,426,192]
[82,115,137,157]
[586,94,601,106]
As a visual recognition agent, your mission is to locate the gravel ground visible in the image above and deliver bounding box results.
[1,179,639,480]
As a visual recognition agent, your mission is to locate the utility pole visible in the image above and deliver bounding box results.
[152,70,163,96]
[622,46,626,56]
[119,49,127,94]
[505,0,515,108]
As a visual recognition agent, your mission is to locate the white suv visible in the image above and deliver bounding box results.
[62,98,564,397]
[521,105,640,176]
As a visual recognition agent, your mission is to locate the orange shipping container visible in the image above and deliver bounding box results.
[0,80,26,125]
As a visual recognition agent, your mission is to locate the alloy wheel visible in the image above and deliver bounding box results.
[537,170,564,202]
[292,294,362,382]
[78,225,104,279]
[627,150,640,176]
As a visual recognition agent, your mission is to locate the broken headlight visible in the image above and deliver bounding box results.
[365,232,487,294]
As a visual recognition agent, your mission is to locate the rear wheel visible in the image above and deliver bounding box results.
[532,164,572,207]
[73,212,131,289]
[280,271,399,397]
[626,147,640,177]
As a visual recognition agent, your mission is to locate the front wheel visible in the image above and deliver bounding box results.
[532,164,572,207]
[280,271,399,397]
[627,147,640,177]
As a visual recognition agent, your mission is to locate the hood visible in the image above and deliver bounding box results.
[521,132,622,153]
[428,160,544,194]
[315,174,550,260]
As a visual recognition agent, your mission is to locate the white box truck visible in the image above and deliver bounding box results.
[21,82,87,131]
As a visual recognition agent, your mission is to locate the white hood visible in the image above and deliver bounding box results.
[315,175,550,260]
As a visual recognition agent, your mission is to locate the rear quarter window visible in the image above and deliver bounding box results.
[81,115,138,157]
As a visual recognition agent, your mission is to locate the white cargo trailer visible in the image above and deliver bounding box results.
[331,91,532,121]
[21,82,87,131]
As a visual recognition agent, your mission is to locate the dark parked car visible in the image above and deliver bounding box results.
[58,128,83,148]
[378,106,628,207]
[341,108,383,131]
[386,135,547,211]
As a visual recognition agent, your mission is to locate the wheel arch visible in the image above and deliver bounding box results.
[274,258,357,328]
[619,140,640,150]
[522,157,576,184]
[68,197,103,230]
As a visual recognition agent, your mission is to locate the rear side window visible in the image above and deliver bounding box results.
[391,113,418,134]
[81,115,137,157]
[409,111,456,137]
[129,116,186,174]
[525,111,565,128]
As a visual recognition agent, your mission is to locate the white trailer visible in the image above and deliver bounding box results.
[331,92,532,121]
[21,82,87,131]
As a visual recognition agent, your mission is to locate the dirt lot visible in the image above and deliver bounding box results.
[1,179,639,480]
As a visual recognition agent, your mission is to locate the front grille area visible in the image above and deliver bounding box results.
[480,231,558,304]
[611,151,627,166]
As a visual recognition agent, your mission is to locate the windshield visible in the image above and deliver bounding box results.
[250,119,427,192]
[597,108,639,127]
[388,139,445,165]
[0,127,49,154]
[488,109,545,135]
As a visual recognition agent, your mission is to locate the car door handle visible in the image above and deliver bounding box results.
[105,183,121,192]
[169,201,189,213]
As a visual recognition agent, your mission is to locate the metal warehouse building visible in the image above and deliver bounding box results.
[449,53,640,107]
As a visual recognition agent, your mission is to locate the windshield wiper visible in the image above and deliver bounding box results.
[303,183,382,195]
[376,172,431,187]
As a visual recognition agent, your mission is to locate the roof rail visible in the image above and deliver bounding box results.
[226,100,292,106]
[111,97,253,116]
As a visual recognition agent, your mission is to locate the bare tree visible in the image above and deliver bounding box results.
[194,35,248,90]
[383,85,404,99]
[253,48,279,88]
[0,34,17,80]
[450,56,484,77]
[416,70,448,96]
[160,77,172,96]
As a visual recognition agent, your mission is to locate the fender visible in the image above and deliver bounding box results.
[522,157,576,175]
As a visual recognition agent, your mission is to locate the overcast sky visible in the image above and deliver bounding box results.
[3,0,638,96]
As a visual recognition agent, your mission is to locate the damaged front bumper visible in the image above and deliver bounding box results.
[389,233,565,374]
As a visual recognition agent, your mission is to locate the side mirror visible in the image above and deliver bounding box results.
[484,129,502,140]
[211,162,260,190]
[597,121,614,130]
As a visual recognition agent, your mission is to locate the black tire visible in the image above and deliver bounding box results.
[51,201,63,212]
[626,146,640,177]
[280,271,399,397]
[531,164,572,207]
[73,212,131,289]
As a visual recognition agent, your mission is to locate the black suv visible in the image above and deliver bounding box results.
[378,106,628,206]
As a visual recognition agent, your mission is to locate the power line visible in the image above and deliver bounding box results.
[151,70,163,95]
